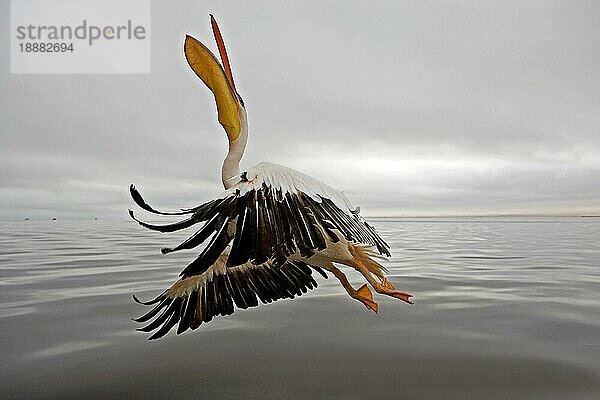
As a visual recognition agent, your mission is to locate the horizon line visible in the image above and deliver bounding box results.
[3,213,600,222]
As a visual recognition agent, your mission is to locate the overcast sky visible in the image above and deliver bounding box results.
[1,0,599,220]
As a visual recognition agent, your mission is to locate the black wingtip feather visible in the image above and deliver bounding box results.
[148,310,181,340]
[311,266,329,279]
[133,292,165,305]
[133,298,172,323]
[130,184,194,216]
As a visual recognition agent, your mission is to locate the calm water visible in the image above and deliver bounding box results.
[0,217,599,399]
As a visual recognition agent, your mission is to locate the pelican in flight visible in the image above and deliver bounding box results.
[130,15,413,339]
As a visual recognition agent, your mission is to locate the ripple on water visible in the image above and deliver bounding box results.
[29,340,111,359]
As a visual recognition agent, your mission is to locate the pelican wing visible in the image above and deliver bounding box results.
[129,162,390,279]
[184,33,241,141]
[221,162,391,266]
[133,250,326,339]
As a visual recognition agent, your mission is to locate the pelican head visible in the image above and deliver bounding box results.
[184,15,245,143]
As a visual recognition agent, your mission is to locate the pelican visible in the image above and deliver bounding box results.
[129,15,413,339]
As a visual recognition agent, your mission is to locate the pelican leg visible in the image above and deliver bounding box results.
[351,261,413,305]
[329,266,378,313]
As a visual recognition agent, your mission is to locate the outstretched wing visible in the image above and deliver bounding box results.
[133,249,327,340]
[129,162,390,278]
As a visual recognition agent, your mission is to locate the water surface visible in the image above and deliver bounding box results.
[1,217,599,399]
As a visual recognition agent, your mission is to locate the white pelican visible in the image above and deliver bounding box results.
[130,15,412,339]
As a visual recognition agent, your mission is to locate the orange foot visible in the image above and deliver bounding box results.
[381,279,414,305]
[356,284,379,313]
[390,290,414,305]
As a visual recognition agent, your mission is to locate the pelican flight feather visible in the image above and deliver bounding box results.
[129,15,412,340]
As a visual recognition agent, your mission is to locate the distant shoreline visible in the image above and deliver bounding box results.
[3,214,600,223]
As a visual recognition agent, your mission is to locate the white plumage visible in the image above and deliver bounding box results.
[240,162,354,210]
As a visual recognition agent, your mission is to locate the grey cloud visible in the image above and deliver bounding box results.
[1,0,598,219]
